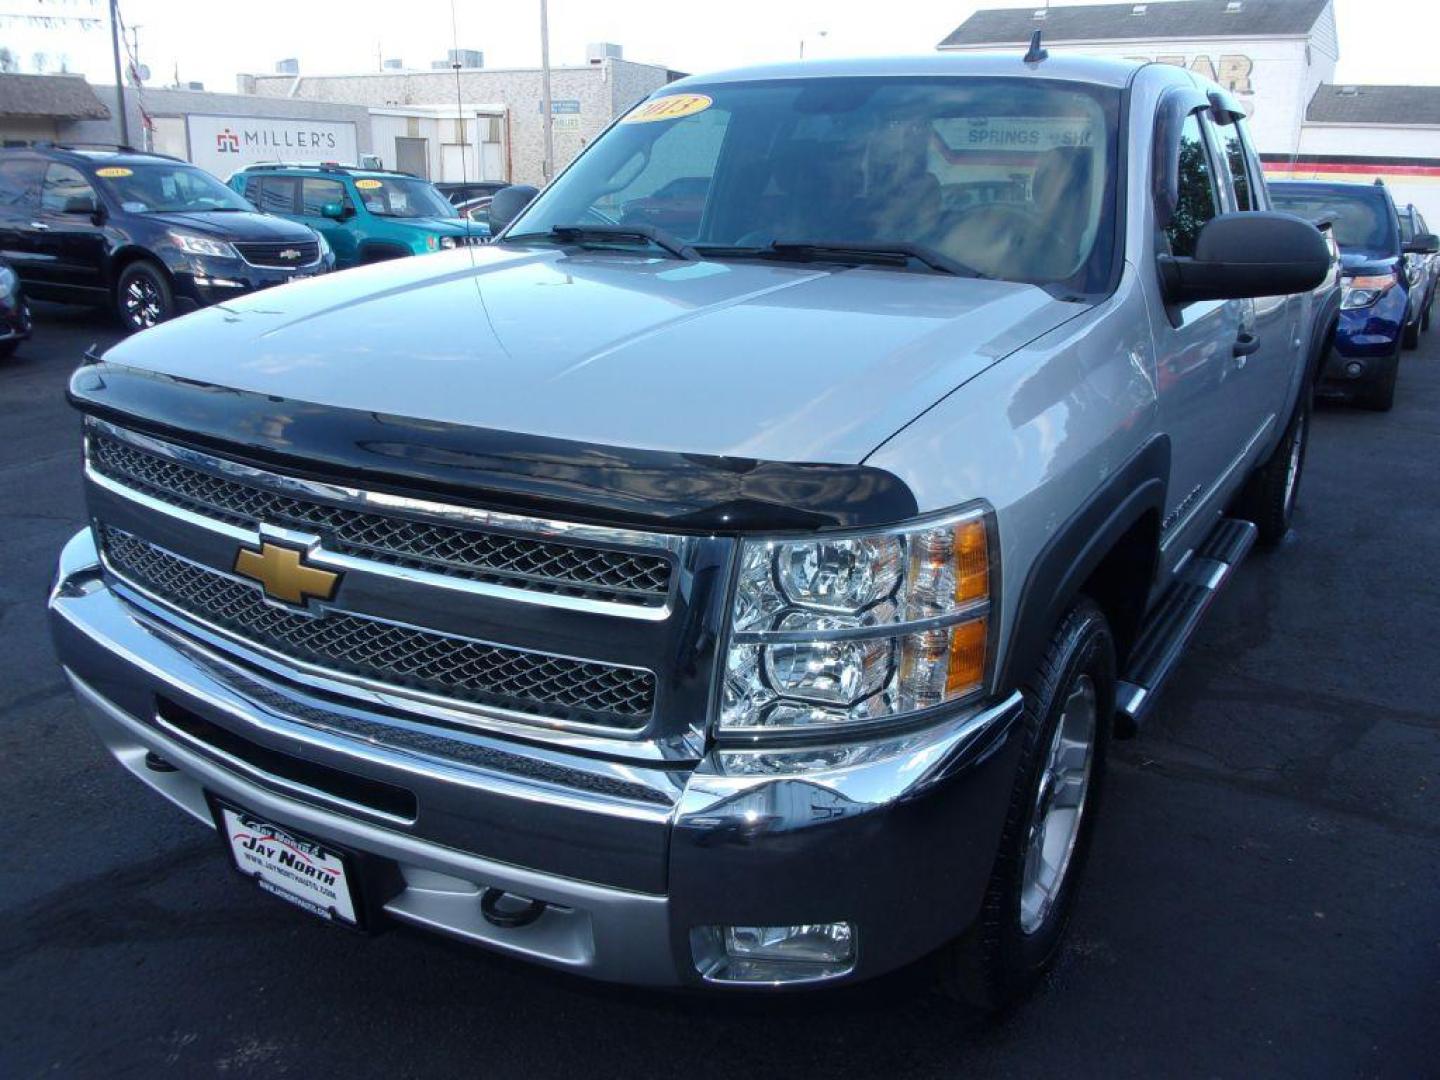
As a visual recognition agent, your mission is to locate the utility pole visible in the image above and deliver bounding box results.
[540,0,554,183]
[108,0,130,146]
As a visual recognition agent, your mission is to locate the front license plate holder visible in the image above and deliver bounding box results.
[210,797,365,929]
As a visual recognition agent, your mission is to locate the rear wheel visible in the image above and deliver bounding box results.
[115,261,174,333]
[940,597,1114,1011]
[1239,396,1310,547]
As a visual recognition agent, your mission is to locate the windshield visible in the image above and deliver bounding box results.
[1269,184,1399,254]
[96,163,253,213]
[354,176,457,219]
[506,76,1121,294]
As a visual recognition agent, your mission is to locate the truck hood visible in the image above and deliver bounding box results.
[99,244,1085,464]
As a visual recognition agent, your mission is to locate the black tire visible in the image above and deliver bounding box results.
[358,245,408,265]
[115,260,174,333]
[1422,290,1433,332]
[0,339,16,359]
[1402,306,1420,350]
[1238,395,1310,548]
[940,597,1115,1011]
[1357,355,1398,412]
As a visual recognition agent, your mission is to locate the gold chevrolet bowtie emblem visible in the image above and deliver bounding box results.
[234,541,340,606]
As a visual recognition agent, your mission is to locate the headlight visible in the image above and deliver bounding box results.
[439,235,457,250]
[168,231,237,259]
[0,265,16,297]
[315,231,332,259]
[720,506,994,736]
[1341,274,1395,309]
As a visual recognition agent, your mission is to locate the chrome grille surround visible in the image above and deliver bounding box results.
[233,240,321,268]
[82,419,731,755]
[87,423,675,608]
[100,525,656,727]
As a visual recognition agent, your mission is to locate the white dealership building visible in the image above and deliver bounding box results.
[940,0,1440,219]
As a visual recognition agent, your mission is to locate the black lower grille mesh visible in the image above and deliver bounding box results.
[102,527,654,726]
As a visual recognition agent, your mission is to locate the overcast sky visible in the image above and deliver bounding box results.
[5,0,1438,92]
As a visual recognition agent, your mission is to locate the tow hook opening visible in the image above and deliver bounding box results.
[480,888,548,929]
[144,751,178,773]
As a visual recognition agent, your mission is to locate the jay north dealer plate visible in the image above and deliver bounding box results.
[218,805,359,925]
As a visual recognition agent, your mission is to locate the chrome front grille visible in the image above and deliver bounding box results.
[101,526,656,727]
[89,430,673,607]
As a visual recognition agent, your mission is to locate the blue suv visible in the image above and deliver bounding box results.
[1271,180,1438,411]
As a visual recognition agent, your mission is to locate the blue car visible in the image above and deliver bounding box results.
[1270,180,1437,410]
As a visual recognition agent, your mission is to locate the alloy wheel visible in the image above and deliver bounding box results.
[123,276,163,329]
[1019,674,1097,935]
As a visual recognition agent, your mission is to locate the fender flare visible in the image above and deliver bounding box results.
[998,435,1170,691]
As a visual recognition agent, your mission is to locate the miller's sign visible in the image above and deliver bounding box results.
[184,114,360,175]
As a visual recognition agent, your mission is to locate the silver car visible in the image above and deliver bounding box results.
[50,50,1330,1008]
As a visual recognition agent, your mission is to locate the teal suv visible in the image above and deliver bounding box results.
[228,164,485,268]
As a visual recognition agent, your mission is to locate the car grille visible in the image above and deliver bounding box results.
[234,240,320,268]
[88,430,673,607]
[452,234,487,247]
[101,526,656,727]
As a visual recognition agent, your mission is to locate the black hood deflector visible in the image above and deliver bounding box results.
[69,362,917,533]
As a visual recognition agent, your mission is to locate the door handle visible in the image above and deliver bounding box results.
[28,221,50,231]
[1233,332,1260,357]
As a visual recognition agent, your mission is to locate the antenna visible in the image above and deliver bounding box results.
[449,0,472,249]
[1024,29,1049,63]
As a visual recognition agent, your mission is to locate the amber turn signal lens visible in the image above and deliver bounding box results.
[946,617,987,696]
[953,519,989,605]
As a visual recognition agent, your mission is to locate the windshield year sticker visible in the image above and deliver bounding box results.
[621,93,712,124]
[355,179,383,189]
[95,167,133,178]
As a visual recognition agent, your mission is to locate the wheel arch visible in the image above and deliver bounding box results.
[109,246,174,295]
[357,241,412,264]
[998,436,1169,694]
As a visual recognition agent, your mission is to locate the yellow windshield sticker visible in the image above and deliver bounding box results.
[621,93,713,125]
[95,167,133,178]
[355,178,383,190]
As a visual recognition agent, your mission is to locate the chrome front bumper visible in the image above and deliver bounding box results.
[49,527,1024,988]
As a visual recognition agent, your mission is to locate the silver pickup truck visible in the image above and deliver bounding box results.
[49,51,1333,1008]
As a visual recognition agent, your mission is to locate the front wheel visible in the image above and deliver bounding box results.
[115,261,174,333]
[1402,307,1420,350]
[1357,355,1398,412]
[940,597,1115,1011]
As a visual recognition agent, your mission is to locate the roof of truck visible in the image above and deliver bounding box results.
[667,52,1145,91]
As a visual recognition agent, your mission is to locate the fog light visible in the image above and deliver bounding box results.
[690,922,856,984]
[1345,361,1364,377]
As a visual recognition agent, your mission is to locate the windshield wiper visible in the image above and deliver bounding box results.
[695,240,985,279]
[548,224,699,260]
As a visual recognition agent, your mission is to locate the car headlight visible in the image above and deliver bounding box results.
[719,505,995,736]
[439,235,457,250]
[0,265,16,297]
[168,231,237,259]
[315,231,332,259]
[1341,274,1395,309]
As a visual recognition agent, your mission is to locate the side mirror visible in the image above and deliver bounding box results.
[1403,232,1439,255]
[1159,212,1329,303]
[487,184,538,235]
[62,194,98,215]
[321,202,346,220]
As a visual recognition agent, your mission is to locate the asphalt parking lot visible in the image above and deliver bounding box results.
[2,301,1437,1079]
